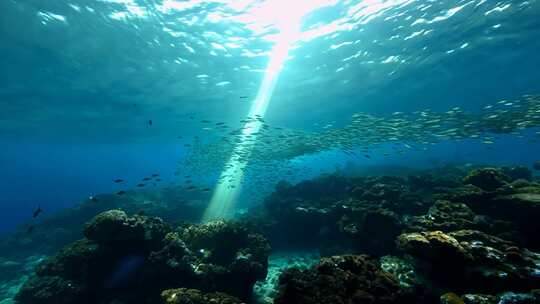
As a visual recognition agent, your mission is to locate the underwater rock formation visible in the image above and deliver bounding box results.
[161,288,243,304]
[256,173,439,255]
[501,166,533,182]
[0,187,208,259]
[448,176,540,250]
[274,254,406,304]
[462,168,510,191]
[15,210,269,304]
[5,165,540,304]
[146,220,271,300]
[404,200,476,232]
[397,230,540,294]
[337,200,403,255]
[402,200,517,240]
[443,290,540,304]
[379,256,420,291]
[84,209,171,250]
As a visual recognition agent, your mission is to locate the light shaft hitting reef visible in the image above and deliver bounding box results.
[203,14,302,221]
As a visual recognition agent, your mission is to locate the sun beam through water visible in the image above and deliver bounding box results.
[202,0,323,221]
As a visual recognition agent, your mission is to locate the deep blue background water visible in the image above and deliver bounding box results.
[0,140,182,232]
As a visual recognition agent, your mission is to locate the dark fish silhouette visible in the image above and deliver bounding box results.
[239,96,248,99]
[142,177,151,181]
[114,179,124,183]
[137,183,145,187]
[89,196,99,202]
[155,178,162,182]
[26,225,34,234]
[32,206,43,218]
[148,120,153,126]
[116,190,126,195]
[151,174,159,177]
[364,154,371,159]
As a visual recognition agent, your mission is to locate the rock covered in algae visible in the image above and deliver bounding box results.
[380,256,421,291]
[274,255,403,304]
[161,288,243,304]
[452,181,540,250]
[397,230,473,264]
[180,220,271,300]
[337,200,403,255]
[441,292,465,304]
[404,200,475,232]
[462,168,509,191]
[403,200,518,241]
[15,275,86,304]
[445,290,540,304]
[501,166,533,182]
[83,209,170,250]
[15,210,270,304]
[397,229,540,293]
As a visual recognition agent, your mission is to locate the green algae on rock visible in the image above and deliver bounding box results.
[274,255,405,304]
[441,292,465,304]
[397,229,540,293]
[161,288,243,304]
[84,209,171,251]
[14,210,270,304]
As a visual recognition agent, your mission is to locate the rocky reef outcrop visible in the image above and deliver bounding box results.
[242,165,540,303]
[462,168,510,191]
[14,210,269,304]
[5,165,540,304]
[0,187,208,260]
[274,254,405,304]
[397,229,540,293]
[161,288,243,304]
[440,290,540,304]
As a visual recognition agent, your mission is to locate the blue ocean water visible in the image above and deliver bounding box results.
[1,0,540,233]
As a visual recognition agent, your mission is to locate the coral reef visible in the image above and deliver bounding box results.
[446,290,540,304]
[161,288,243,304]
[255,173,439,255]
[462,168,509,191]
[254,252,319,304]
[0,187,208,259]
[245,166,540,302]
[84,209,170,251]
[14,210,269,304]
[501,166,532,182]
[274,255,404,304]
[397,229,540,293]
[3,165,540,304]
[379,255,421,291]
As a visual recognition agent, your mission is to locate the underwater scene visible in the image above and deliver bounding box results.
[1,0,540,303]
